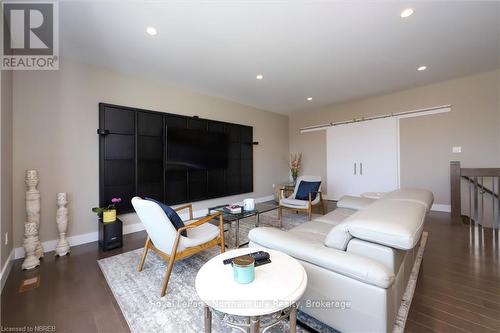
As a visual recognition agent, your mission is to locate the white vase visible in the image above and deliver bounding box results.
[22,222,40,270]
[55,192,70,257]
[25,170,44,258]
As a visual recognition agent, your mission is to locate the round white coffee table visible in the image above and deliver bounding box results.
[195,248,307,333]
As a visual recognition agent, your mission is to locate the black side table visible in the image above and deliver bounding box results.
[98,218,123,251]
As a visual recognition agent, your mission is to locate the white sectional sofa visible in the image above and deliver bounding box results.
[248,188,433,333]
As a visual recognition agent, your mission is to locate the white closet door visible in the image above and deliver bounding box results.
[355,117,399,193]
[326,117,399,200]
[327,121,364,199]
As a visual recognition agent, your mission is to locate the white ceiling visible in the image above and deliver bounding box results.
[60,1,500,114]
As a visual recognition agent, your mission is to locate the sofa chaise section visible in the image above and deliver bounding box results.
[248,188,433,333]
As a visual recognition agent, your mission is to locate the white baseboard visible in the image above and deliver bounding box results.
[122,222,145,234]
[255,195,275,203]
[13,194,276,260]
[431,204,451,212]
[13,223,148,260]
[1,249,14,293]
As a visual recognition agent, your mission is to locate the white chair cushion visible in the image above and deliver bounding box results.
[313,208,355,225]
[337,196,376,211]
[132,197,179,255]
[280,198,309,209]
[179,223,220,251]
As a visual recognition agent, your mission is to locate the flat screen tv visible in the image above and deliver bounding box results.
[167,127,229,170]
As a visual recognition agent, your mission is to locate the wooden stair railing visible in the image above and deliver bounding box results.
[450,161,500,228]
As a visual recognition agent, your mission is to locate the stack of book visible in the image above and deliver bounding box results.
[224,205,242,214]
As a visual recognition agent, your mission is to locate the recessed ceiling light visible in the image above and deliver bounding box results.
[306,97,313,101]
[256,74,264,80]
[400,8,414,18]
[146,26,157,36]
[417,65,427,71]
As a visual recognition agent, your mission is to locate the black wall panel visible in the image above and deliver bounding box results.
[165,170,188,204]
[99,103,253,213]
[164,114,188,205]
[188,170,208,201]
[188,117,207,130]
[137,111,164,202]
[99,107,136,213]
[104,107,135,134]
[207,120,226,197]
[240,126,253,193]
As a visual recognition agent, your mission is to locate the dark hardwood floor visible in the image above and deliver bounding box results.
[406,213,500,333]
[1,202,499,333]
[1,230,146,333]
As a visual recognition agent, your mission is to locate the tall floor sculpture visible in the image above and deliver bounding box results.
[21,222,40,270]
[25,170,44,258]
[55,192,70,256]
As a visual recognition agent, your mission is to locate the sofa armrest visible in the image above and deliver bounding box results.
[248,227,395,288]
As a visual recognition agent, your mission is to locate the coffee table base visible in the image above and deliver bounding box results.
[204,304,297,333]
[209,204,279,249]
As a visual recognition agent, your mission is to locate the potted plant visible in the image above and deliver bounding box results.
[289,153,302,185]
[92,198,122,223]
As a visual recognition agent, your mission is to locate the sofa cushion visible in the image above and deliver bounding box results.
[324,222,352,250]
[337,196,376,210]
[382,188,434,211]
[289,221,333,242]
[248,227,395,288]
[347,238,406,275]
[295,181,321,200]
[314,207,355,225]
[360,192,386,199]
[344,199,426,250]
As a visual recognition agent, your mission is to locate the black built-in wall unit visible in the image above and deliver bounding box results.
[98,103,253,214]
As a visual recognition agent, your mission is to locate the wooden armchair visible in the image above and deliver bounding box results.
[278,176,326,221]
[132,197,225,297]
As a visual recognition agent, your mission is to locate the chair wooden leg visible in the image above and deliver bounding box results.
[137,237,151,272]
[161,233,182,297]
[308,207,312,221]
[161,255,176,297]
[319,192,326,215]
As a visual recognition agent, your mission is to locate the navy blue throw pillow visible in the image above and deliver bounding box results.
[295,181,321,201]
[146,198,187,237]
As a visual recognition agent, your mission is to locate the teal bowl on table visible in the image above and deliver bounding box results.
[232,255,255,284]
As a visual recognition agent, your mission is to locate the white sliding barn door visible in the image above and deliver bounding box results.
[326,117,399,200]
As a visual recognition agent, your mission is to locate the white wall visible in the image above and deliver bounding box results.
[290,69,500,206]
[12,60,500,252]
[1,69,14,268]
[12,59,289,248]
